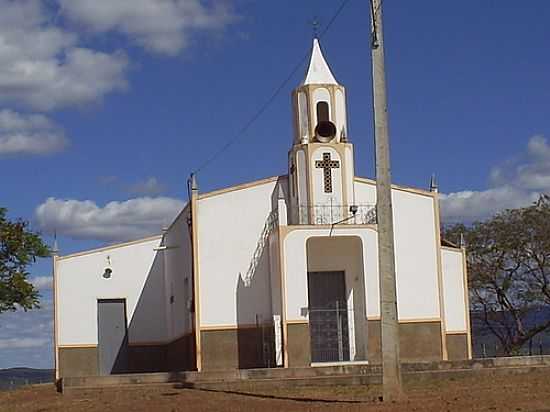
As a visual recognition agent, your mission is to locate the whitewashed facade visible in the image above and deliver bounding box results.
[54,39,471,378]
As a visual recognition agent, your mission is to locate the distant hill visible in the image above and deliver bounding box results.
[0,368,53,390]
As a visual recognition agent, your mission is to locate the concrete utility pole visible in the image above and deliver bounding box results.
[369,0,403,401]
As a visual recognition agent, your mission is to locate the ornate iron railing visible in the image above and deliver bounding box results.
[291,204,376,225]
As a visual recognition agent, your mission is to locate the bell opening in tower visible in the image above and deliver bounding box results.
[315,101,336,142]
[316,101,330,123]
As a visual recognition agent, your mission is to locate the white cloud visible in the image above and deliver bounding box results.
[0,337,49,350]
[0,0,128,111]
[31,275,53,291]
[440,135,550,222]
[0,110,67,156]
[58,0,236,56]
[0,297,53,368]
[35,196,185,242]
[0,109,53,131]
[128,177,167,195]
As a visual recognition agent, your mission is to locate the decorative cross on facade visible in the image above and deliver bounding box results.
[315,152,340,193]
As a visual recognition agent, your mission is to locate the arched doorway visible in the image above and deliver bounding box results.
[306,236,367,363]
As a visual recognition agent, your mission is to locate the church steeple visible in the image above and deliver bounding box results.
[302,38,338,86]
[287,39,355,224]
[292,38,348,146]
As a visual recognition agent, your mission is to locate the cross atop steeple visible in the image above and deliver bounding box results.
[312,18,320,38]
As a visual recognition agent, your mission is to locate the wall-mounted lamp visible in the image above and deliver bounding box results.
[102,268,113,279]
[329,205,359,236]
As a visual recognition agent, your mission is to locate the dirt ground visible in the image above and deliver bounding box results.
[2,369,550,411]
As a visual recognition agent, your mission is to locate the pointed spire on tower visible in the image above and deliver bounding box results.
[303,38,338,85]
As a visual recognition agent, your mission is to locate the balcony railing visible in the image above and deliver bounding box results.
[291,204,376,226]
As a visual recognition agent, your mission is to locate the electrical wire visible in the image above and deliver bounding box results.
[191,0,353,176]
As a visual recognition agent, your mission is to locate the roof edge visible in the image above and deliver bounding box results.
[354,176,435,198]
[198,175,288,200]
[57,234,163,261]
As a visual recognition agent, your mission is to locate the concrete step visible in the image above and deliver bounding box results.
[60,355,550,393]
[186,374,376,391]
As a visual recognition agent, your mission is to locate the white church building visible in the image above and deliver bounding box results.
[53,39,471,378]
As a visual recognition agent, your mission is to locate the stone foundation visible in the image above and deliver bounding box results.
[126,344,167,373]
[167,333,195,371]
[286,322,311,367]
[57,333,195,378]
[446,333,469,360]
[58,322,468,377]
[200,325,274,371]
[58,347,98,378]
[364,320,444,363]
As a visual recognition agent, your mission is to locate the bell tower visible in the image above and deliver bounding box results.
[288,38,355,224]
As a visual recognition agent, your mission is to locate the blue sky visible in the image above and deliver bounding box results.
[1,0,549,369]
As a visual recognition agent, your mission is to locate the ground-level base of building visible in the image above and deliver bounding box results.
[57,320,470,377]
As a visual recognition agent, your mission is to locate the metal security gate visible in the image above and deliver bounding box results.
[307,271,350,362]
[98,299,128,375]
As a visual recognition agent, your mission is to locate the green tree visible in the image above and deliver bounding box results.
[444,195,550,355]
[0,208,50,313]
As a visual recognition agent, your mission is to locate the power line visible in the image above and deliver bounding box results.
[191,0,352,176]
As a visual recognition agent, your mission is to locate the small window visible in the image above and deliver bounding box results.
[316,101,329,123]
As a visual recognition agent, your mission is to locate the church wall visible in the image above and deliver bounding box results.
[283,227,378,322]
[344,146,355,205]
[164,205,195,370]
[353,179,442,321]
[392,189,441,320]
[282,227,376,366]
[281,226,446,364]
[442,246,472,359]
[164,205,194,340]
[335,90,347,136]
[56,236,167,347]
[296,150,308,221]
[268,230,282,319]
[55,236,181,376]
[441,247,468,332]
[197,179,281,328]
[195,179,284,370]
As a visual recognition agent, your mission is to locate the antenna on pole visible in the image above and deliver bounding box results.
[430,173,438,193]
[52,230,59,256]
[369,0,404,401]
